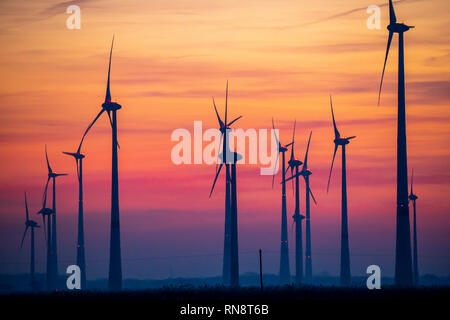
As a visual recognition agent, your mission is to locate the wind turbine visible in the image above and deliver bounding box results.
[63,135,87,289]
[45,145,67,288]
[326,96,355,286]
[271,118,293,285]
[409,170,419,285]
[287,131,317,283]
[80,37,123,291]
[378,0,414,286]
[20,192,40,289]
[209,81,242,286]
[37,167,54,290]
[285,120,304,285]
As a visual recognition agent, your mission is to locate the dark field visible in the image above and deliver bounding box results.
[2,286,448,318]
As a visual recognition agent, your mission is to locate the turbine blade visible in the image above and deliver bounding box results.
[76,158,80,182]
[227,115,242,127]
[212,97,224,128]
[62,151,76,157]
[289,120,296,164]
[105,36,114,103]
[55,173,68,177]
[272,117,280,189]
[24,191,29,221]
[42,215,46,238]
[411,169,414,194]
[330,96,340,138]
[303,131,312,170]
[20,226,29,249]
[309,187,317,205]
[107,109,113,127]
[224,81,228,126]
[209,163,223,198]
[227,164,232,183]
[285,173,300,183]
[216,131,223,173]
[378,31,393,106]
[45,145,52,173]
[272,117,280,147]
[347,136,356,140]
[79,109,105,153]
[42,176,50,208]
[272,149,279,189]
[327,144,338,193]
[290,166,294,196]
[272,172,275,189]
[292,119,296,151]
[106,110,120,149]
[389,0,397,24]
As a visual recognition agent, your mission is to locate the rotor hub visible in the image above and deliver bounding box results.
[388,23,411,33]
[102,101,122,111]
[334,138,349,145]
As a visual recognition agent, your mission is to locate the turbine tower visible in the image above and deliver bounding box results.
[209,81,242,286]
[20,192,40,289]
[229,150,242,287]
[297,132,317,283]
[45,145,67,288]
[327,96,355,286]
[378,0,414,286]
[271,118,293,285]
[285,120,304,285]
[63,134,88,289]
[81,37,123,290]
[409,170,419,285]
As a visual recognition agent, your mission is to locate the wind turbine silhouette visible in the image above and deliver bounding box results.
[20,192,40,289]
[287,131,317,283]
[37,160,54,290]
[409,170,419,285]
[285,120,304,285]
[45,145,67,288]
[81,37,123,291]
[63,135,87,289]
[209,81,242,287]
[378,0,414,286]
[271,118,293,285]
[326,96,355,286]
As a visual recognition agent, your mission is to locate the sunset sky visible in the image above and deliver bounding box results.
[0,0,449,280]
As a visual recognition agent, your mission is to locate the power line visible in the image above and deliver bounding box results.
[2,250,450,266]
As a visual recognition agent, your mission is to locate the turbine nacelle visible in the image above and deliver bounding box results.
[49,172,68,178]
[26,220,39,228]
[102,101,122,111]
[299,169,312,177]
[409,194,418,201]
[387,23,413,33]
[334,136,355,146]
[288,159,303,168]
[293,213,305,221]
[62,151,85,160]
[38,207,53,216]
[218,151,243,163]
